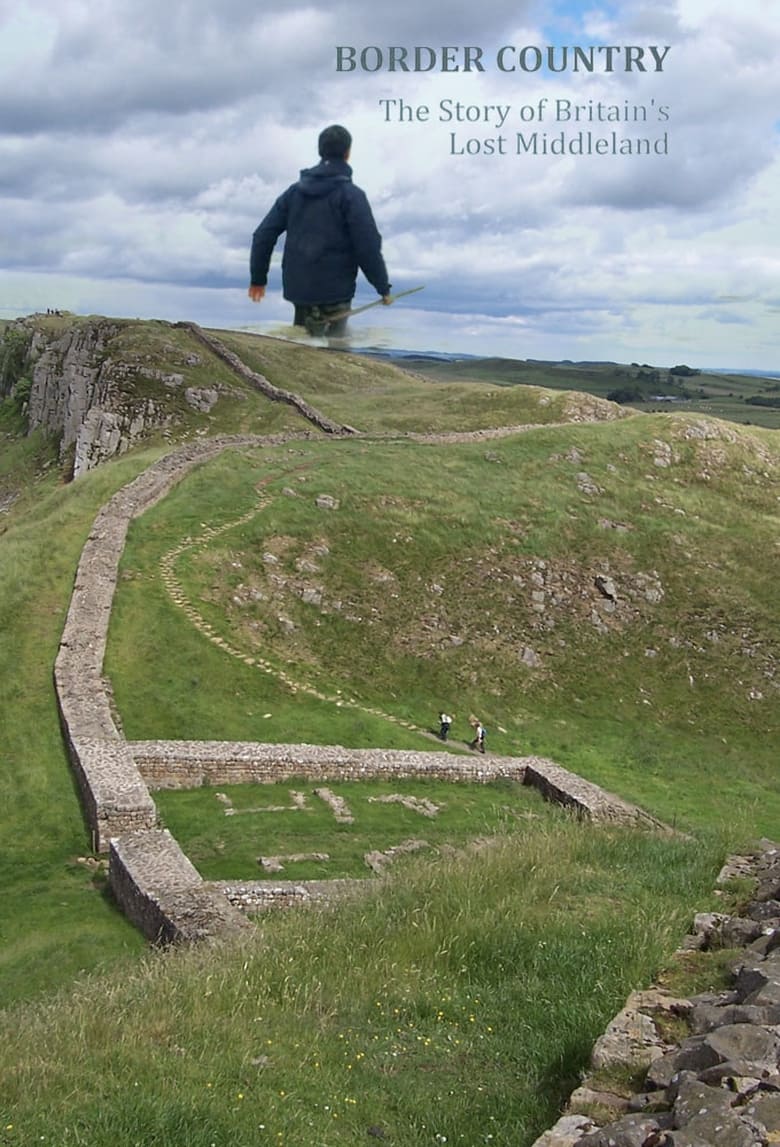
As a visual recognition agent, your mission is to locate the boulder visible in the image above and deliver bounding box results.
[732,954,780,1000]
[578,1113,672,1147]
[530,1114,597,1147]
[690,1002,780,1034]
[743,1093,780,1134]
[671,1074,734,1125]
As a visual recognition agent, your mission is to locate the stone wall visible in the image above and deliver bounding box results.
[128,739,662,830]
[523,758,668,831]
[67,739,157,853]
[211,878,360,912]
[175,322,358,436]
[532,842,780,1147]
[110,828,249,943]
[53,425,668,946]
[130,739,526,788]
[55,433,297,849]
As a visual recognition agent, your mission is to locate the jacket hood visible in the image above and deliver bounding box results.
[296,159,353,197]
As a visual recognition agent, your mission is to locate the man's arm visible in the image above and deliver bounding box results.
[248,189,291,298]
[343,187,391,297]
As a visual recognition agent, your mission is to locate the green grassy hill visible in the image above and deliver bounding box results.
[110,414,779,834]
[394,353,780,429]
[211,330,634,433]
[0,316,777,1146]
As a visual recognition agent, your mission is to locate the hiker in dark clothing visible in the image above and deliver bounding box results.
[248,124,392,336]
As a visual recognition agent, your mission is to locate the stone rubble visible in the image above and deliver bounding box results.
[258,852,330,873]
[211,878,358,912]
[367,794,442,817]
[533,841,780,1147]
[313,786,354,823]
[364,838,430,875]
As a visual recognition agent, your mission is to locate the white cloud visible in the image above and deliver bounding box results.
[0,0,778,368]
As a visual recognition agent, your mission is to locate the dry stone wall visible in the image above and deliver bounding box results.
[523,758,668,830]
[128,739,664,830]
[130,739,526,787]
[55,432,302,850]
[66,739,157,852]
[532,842,780,1147]
[175,322,358,436]
[54,418,666,944]
[110,829,250,943]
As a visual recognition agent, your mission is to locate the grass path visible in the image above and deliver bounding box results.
[148,341,593,749]
[158,490,445,743]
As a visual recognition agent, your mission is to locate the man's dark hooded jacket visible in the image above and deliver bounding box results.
[250,159,391,306]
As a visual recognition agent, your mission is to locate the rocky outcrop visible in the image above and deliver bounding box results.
[9,314,350,479]
[534,842,780,1147]
[72,403,156,478]
[26,319,115,444]
[20,318,180,476]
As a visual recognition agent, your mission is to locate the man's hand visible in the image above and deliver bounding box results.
[381,294,392,305]
[248,285,266,302]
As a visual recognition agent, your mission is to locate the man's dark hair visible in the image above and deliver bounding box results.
[318,124,352,159]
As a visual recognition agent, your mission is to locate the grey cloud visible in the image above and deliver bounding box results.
[327,0,540,45]
[0,0,777,370]
[561,121,774,213]
[556,49,780,210]
[2,3,327,134]
[2,0,543,137]
[696,308,751,327]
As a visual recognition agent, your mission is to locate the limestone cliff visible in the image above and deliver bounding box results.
[26,318,178,477]
[3,315,222,478]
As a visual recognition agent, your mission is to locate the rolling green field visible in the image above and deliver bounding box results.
[109,420,780,837]
[0,315,778,1146]
[213,329,632,434]
[393,353,780,429]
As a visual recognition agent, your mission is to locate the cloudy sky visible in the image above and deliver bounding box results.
[1,0,778,368]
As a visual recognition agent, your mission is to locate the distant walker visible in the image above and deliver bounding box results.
[439,711,453,741]
[470,718,486,754]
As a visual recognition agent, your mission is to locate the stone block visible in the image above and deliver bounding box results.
[69,737,157,851]
[110,829,249,944]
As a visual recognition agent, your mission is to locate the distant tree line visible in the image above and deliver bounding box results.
[669,365,700,377]
[607,363,700,405]
[745,395,780,408]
